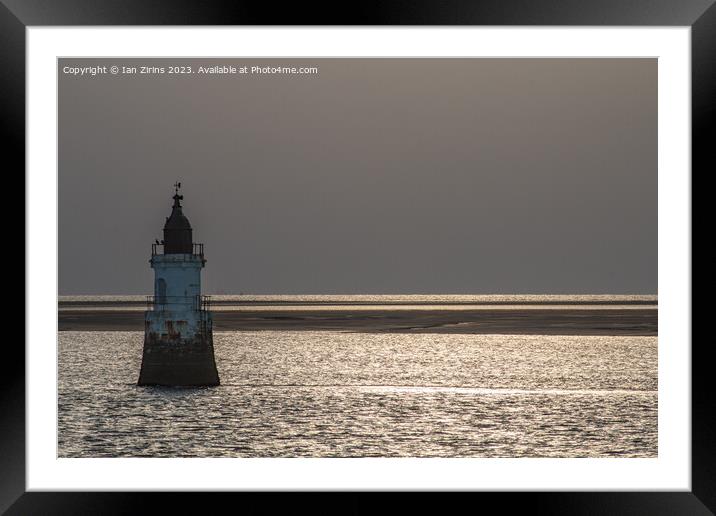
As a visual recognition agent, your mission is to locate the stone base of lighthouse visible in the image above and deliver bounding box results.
[138,311,220,387]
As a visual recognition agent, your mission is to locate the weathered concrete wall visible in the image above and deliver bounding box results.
[139,250,219,386]
[151,254,203,311]
[137,331,219,387]
[145,309,203,340]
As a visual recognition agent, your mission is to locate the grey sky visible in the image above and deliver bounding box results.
[59,58,656,295]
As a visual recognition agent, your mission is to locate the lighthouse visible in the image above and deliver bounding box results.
[138,184,220,386]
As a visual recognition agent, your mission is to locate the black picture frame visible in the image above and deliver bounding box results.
[6,1,710,513]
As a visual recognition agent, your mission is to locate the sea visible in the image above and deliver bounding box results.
[58,295,657,458]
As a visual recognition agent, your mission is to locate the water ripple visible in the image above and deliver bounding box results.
[59,331,657,458]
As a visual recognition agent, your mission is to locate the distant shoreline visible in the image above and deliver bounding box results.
[59,299,657,308]
[59,306,657,336]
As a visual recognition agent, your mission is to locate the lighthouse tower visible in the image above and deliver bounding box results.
[138,184,220,386]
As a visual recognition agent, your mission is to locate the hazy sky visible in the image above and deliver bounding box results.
[59,58,656,295]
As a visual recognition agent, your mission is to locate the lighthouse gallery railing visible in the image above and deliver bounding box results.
[146,295,212,338]
[151,242,204,259]
[146,294,212,312]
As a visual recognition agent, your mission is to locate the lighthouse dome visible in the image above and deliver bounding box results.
[163,190,193,254]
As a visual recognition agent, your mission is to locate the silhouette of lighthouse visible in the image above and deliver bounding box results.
[138,183,220,386]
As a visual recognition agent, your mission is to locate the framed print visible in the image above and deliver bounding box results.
[6,0,711,513]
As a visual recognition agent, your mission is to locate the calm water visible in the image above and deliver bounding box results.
[58,330,657,457]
